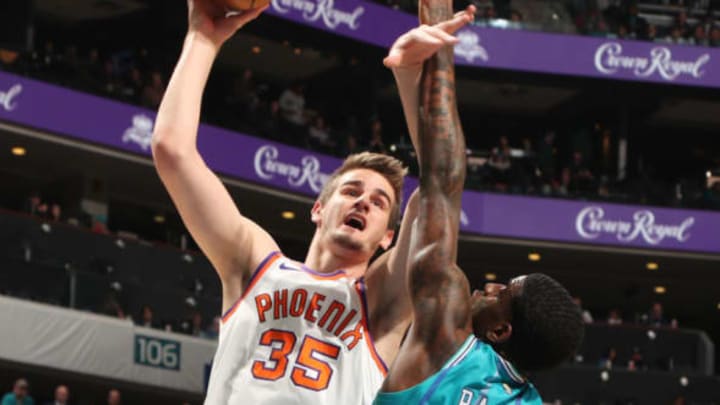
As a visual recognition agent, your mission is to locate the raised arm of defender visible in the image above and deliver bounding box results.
[151,1,272,313]
[365,7,474,365]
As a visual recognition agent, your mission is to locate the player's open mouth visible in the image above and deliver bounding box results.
[344,214,366,231]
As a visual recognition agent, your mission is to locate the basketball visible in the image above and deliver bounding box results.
[221,0,271,11]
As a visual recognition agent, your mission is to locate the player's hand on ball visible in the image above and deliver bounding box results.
[187,0,268,49]
[383,5,475,68]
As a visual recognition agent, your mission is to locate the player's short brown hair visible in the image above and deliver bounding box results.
[318,152,406,228]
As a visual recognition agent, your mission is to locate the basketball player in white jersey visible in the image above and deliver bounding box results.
[151,1,473,403]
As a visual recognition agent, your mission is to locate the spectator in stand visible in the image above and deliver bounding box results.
[599,347,618,370]
[141,71,166,109]
[203,316,220,340]
[99,290,125,319]
[277,82,307,144]
[625,2,647,39]
[339,133,360,157]
[607,309,623,325]
[674,9,692,39]
[106,389,121,405]
[616,24,630,39]
[701,180,720,209]
[646,23,659,42]
[1,378,34,405]
[554,167,572,197]
[36,203,50,221]
[307,114,334,153]
[224,67,259,128]
[0,48,22,73]
[692,25,709,46]
[49,203,62,222]
[569,151,595,194]
[120,67,145,104]
[537,131,557,193]
[627,346,645,371]
[573,297,594,324]
[100,58,121,96]
[190,310,204,336]
[258,100,282,140]
[581,7,610,37]
[510,9,523,24]
[135,304,158,329]
[59,45,80,86]
[487,135,513,191]
[474,4,496,25]
[37,41,58,82]
[367,118,387,154]
[711,26,720,47]
[24,192,43,217]
[518,137,536,192]
[42,385,69,405]
[646,302,667,327]
[180,310,204,337]
[77,48,103,92]
[337,116,360,156]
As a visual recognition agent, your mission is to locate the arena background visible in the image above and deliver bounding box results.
[1,0,720,403]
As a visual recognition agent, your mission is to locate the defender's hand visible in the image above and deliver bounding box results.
[383,5,475,69]
[187,0,267,50]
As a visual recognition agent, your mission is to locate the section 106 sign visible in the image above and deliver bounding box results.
[134,335,181,371]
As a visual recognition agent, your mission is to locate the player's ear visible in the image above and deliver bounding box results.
[485,322,512,344]
[379,228,395,250]
[311,200,323,225]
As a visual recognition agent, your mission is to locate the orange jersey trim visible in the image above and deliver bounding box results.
[354,280,389,376]
[222,251,282,324]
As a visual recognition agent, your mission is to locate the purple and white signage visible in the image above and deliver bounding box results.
[267,0,719,89]
[0,83,22,111]
[447,29,718,88]
[2,71,720,253]
[0,72,339,197]
[474,193,720,253]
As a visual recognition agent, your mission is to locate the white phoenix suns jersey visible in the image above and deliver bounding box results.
[204,251,388,404]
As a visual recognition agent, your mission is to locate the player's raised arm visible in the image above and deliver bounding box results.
[407,0,469,345]
[151,0,276,310]
[366,6,475,363]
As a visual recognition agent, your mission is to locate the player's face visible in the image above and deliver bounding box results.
[470,276,526,338]
[312,169,396,256]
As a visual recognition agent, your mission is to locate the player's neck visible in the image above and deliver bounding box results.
[305,236,369,278]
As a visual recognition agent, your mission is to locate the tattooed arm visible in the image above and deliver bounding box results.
[380,0,472,391]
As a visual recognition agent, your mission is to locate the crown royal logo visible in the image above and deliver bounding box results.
[454,30,489,63]
[594,42,710,81]
[272,0,364,30]
[254,145,330,193]
[575,206,694,245]
[0,84,22,111]
[122,114,154,151]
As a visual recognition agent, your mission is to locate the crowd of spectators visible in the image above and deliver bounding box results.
[574,299,687,373]
[1,379,196,405]
[375,0,720,47]
[1,3,719,215]
[573,1,720,46]
[1,379,122,405]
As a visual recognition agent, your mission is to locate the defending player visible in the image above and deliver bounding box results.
[151,0,474,403]
[374,0,585,403]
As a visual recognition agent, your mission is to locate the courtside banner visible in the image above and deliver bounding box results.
[2,71,720,253]
[266,0,719,89]
[0,296,215,394]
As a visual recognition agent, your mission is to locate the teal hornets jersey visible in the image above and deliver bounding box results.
[374,336,542,405]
